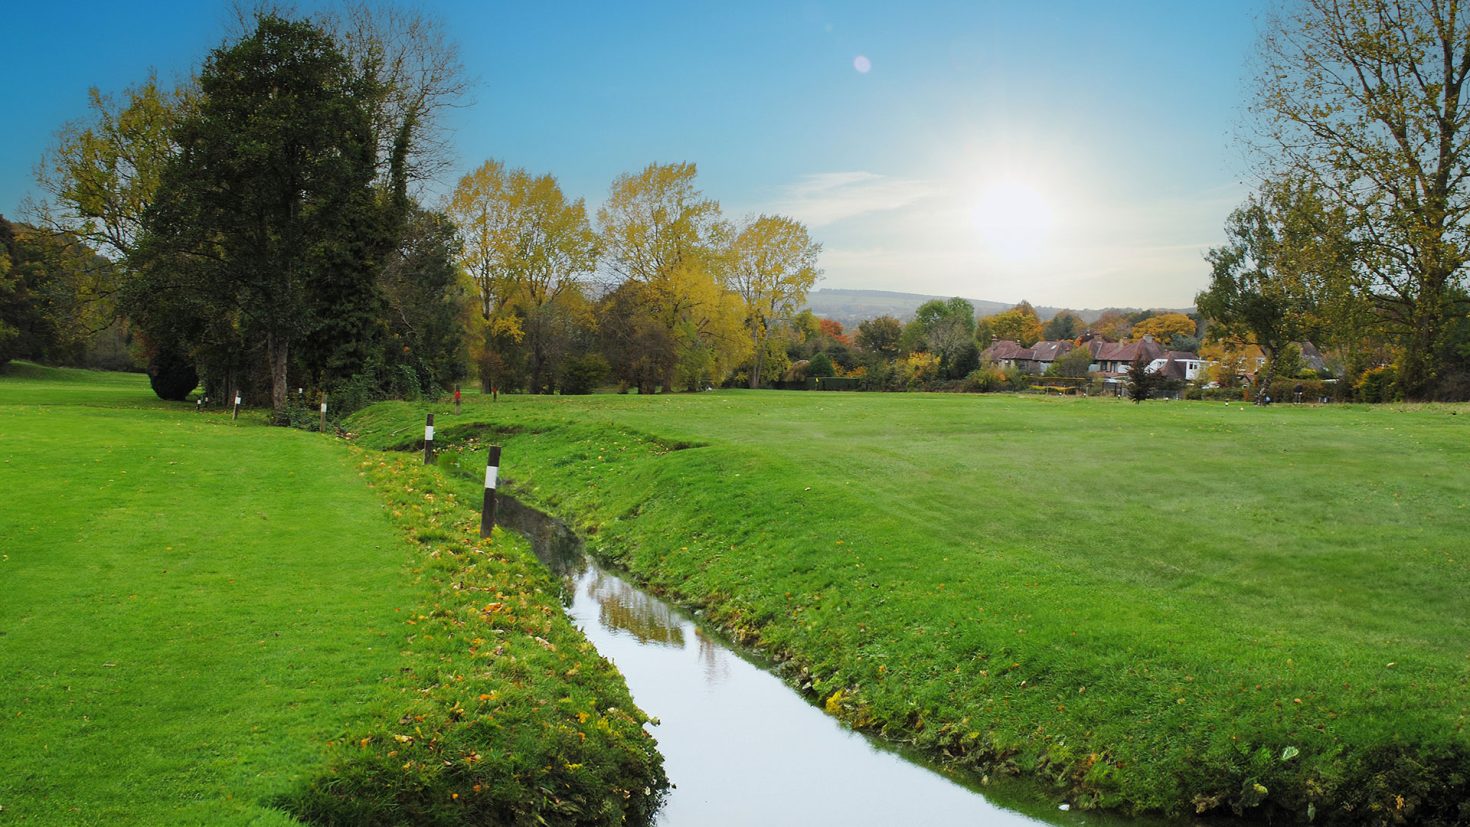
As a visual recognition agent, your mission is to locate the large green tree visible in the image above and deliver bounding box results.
[1257,0,1470,399]
[134,14,382,422]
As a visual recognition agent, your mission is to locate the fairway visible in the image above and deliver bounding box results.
[0,367,421,824]
[354,390,1470,820]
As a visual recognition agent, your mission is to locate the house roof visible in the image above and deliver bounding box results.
[982,340,1029,361]
[1298,341,1328,371]
[1028,340,1075,362]
[1090,338,1164,364]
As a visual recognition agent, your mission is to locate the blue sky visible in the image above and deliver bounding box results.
[1,1,1268,308]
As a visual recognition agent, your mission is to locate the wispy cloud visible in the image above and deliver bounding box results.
[767,171,938,227]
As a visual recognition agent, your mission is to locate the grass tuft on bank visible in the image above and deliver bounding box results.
[349,391,1470,824]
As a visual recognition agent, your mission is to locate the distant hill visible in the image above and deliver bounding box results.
[803,288,1191,329]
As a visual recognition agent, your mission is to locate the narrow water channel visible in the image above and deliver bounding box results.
[496,495,1126,827]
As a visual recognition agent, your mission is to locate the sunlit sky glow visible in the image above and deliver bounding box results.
[0,1,1267,308]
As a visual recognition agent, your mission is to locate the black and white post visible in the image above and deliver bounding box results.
[319,394,327,433]
[423,413,435,465]
[479,444,501,539]
[232,391,241,420]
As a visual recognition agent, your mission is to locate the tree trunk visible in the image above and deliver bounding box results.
[749,329,764,389]
[267,333,289,425]
[1253,345,1276,406]
[1398,285,1448,401]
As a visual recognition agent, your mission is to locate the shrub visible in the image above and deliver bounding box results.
[807,351,835,378]
[1355,365,1399,403]
[559,353,610,395]
[147,348,198,401]
[964,366,1006,392]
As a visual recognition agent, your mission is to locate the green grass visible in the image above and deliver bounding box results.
[350,391,1470,823]
[0,364,665,825]
[0,364,416,824]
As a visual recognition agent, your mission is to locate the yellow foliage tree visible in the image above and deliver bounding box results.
[983,304,1043,347]
[727,214,822,388]
[598,162,742,391]
[1130,313,1196,344]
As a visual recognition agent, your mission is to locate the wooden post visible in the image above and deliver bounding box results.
[423,412,435,465]
[479,445,501,539]
[232,391,241,421]
[319,393,327,433]
[196,397,202,413]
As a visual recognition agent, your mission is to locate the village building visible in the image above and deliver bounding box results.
[980,339,1076,373]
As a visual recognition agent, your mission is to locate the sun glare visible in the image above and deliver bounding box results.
[969,178,1055,263]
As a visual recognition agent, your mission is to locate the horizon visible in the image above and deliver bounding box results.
[0,1,1266,308]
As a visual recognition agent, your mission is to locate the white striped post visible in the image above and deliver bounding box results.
[319,394,327,432]
[479,445,501,539]
[423,412,435,464]
[232,391,241,421]
[196,397,202,413]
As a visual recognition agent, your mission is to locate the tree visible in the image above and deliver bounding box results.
[134,14,381,421]
[377,208,468,390]
[856,314,903,359]
[327,3,466,199]
[598,162,744,390]
[1126,356,1156,403]
[0,216,106,366]
[446,160,515,389]
[1130,313,1196,343]
[1089,310,1132,340]
[1257,0,1470,399]
[908,297,978,378]
[1198,178,1349,404]
[1042,310,1083,341]
[984,303,1043,347]
[1045,345,1093,378]
[33,74,184,264]
[727,214,821,388]
[597,280,675,394]
[510,175,598,392]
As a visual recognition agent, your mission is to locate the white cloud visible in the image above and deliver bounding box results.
[767,171,938,227]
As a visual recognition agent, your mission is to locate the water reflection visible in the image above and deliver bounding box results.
[585,570,686,647]
[498,495,1124,827]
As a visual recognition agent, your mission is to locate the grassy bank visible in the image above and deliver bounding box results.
[350,391,1470,824]
[0,363,664,824]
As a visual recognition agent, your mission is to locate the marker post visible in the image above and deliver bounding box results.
[232,392,241,421]
[319,393,327,433]
[423,413,435,465]
[479,445,501,539]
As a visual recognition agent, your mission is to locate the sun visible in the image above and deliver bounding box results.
[969,178,1055,263]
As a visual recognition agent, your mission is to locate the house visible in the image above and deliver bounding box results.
[981,339,1029,370]
[1087,336,1165,375]
[1148,351,1206,382]
[981,339,1076,373]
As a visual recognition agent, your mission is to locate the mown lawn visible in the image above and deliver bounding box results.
[0,365,664,825]
[352,390,1470,822]
[0,365,418,824]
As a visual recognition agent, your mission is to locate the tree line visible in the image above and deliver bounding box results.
[10,8,824,423]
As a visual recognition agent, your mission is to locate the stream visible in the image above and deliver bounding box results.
[496,494,1135,827]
